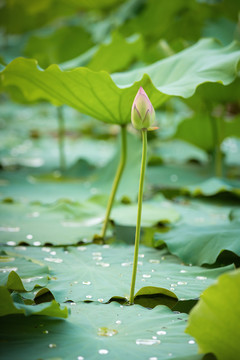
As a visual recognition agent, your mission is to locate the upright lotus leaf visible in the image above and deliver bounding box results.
[1,39,240,124]
[186,269,240,360]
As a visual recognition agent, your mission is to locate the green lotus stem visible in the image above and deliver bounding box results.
[100,125,127,239]
[57,106,66,172]
[129,129,147,304]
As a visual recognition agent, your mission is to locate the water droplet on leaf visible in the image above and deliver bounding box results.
[157,330,166,335]
[82,281,91,285]
[196,276,207,280]
[98,349,109,355]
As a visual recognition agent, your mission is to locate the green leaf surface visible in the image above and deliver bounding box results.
[0,301,201,360]
[1,39,240,124]
[154,222,240,266]
[0,286,68,318]
[186,269,240,360]
[0,254,49,291]
[4,245,234,303]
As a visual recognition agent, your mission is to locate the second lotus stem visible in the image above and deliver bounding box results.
[100,124,127,239]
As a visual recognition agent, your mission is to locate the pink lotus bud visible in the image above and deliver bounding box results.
[131,87,155,130]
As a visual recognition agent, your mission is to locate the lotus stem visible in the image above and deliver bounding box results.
[129,129,147,304]
[100,124,127,239]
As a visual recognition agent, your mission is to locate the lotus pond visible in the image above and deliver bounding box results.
[0,1,240,360]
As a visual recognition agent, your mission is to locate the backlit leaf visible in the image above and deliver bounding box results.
[1,39,240,124]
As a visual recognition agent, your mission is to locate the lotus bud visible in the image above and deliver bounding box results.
[131,87,155,130]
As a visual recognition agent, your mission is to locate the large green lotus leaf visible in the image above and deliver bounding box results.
[0,301,201,360]
[0,253,49,291]
[5,245,234,303]
[182,177,240,197]
[186,269,240,360]
[1,39,240,124]
[0,286,68,318]
[154,222,240,266]
[24,25,94,69]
